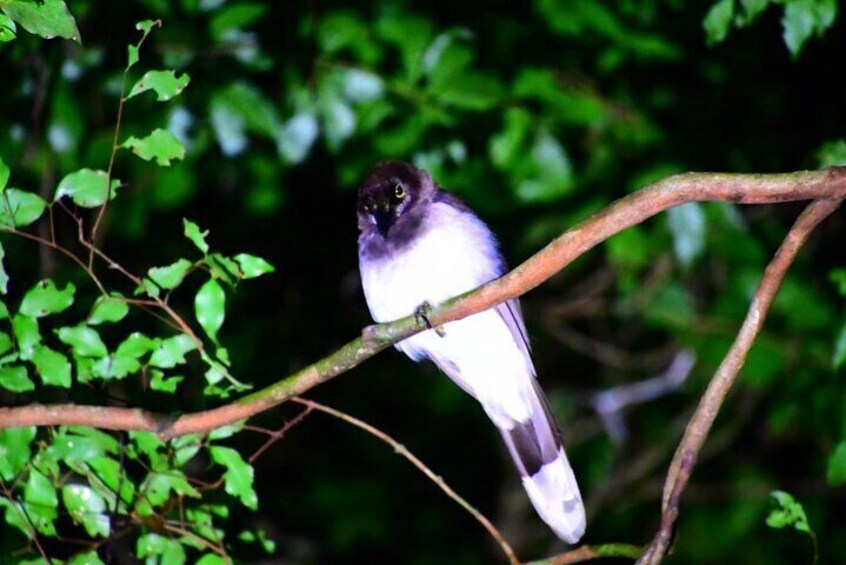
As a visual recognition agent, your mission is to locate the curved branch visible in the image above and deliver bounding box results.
[0,168,844,437]
[636,198,842,564]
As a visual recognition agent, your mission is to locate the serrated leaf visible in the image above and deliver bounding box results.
[0,0,80,42]
[195,279,225,342]
[0,188,47,228]
[32,345,71,387]
[766,490,812,534]
[0,427,36,480]
[115,333,158,359]
[234,253,275,279]
[0,365,33,392]
[149,334,196,368]
[210,445,257,509]
[121,129,185,166]
[12,314,39,360]
[150,370,182,393]
[55,169,119,208]
[19,279,75,318]
[88,295,129,325]
[128,70,191,102]
[827,441,846,486]
[57,326,107,357]
[148,259,192,290]
[183,218,210,254]
[703,0,735,45]
[62,484,109,537]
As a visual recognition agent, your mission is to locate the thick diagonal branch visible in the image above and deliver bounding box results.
[636,198,842,565]
[0,168,844,438]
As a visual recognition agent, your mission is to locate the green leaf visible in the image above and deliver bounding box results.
[148,259,192,290]
[24,469,58,536]
[196,555,226,565]
[782,0,838,57]
[115,333,158,360]
[88,295,129,325]
[740,0,773,23]
[0,156,8,189]
[834,323,846,370]
[210,445,257,509]
[32,345,71,387]
[0,365,34,392]
[137,470,199,512]
[209,2,267,38]
[0,13,16,42]
[127,70,191,102]
[62,484,110,537]
[0,188,47,228]
[150,370,182,393]
[149,334,196,368]
[766,490,812,534]
[0,240,8,294]
[0,0,80,42]
[19,279,75,318]
[234,253,275,279]
[55,169,119,208]
[0,427,36,480]
[703,0,735,45]
[0,331,11,356]
[195,279,225,342]
[827,441,846,486]
[57,326,108,357]
[69,551,105,565]
[121,129,186,166]
[184,219,210,254]
[12,314,40,360]
[239,528,276,553]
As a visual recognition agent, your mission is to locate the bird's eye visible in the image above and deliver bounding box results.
[394,184,407,199]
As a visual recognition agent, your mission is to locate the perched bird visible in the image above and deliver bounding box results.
[356,160,585,542]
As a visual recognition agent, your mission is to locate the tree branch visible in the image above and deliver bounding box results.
[0,168,844,438]
[636,198,842,565]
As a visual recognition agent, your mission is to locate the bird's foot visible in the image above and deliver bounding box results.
[414,301,446,337]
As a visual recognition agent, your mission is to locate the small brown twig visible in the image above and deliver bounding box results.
[637,198,841,565]
[292,397,521,565]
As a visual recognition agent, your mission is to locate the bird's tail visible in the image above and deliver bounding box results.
[497,379,585,543]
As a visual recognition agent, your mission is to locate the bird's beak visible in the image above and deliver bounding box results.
[374,207,393,237]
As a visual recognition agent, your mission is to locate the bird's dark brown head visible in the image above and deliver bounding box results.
[357,160,432,237]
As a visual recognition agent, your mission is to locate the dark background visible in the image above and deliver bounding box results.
[1,0,845,563]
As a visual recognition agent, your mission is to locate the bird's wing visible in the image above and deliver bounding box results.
[496,298,535,375]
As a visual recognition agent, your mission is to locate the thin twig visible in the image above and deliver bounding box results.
[248,406,313,464]
[637,199,842,565]
[292,397,521,565]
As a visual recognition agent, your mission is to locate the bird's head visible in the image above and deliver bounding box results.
[357,160,432,237]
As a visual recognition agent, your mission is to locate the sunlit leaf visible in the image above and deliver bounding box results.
[55,169,119,208]
[234,253,274,279]
[183,218,210,254]
[0,365,33,392]
[19,279,75,318]
[56,326,108,357]
[210,445,257,509]
[148,258,192,290]
[62,484,110,537]
[0,188,47,228]
[149,333,196,368]
[128,70,191,102]
[195,279,225,342]
[121,129,186,166]
[0,0,80,42]
[32,345,71,387]
[88,295,129,325]
[0,13,16,42]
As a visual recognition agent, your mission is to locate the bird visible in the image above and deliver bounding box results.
[356,160,585,543]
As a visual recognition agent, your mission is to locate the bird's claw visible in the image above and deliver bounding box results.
[414,301,446,337]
